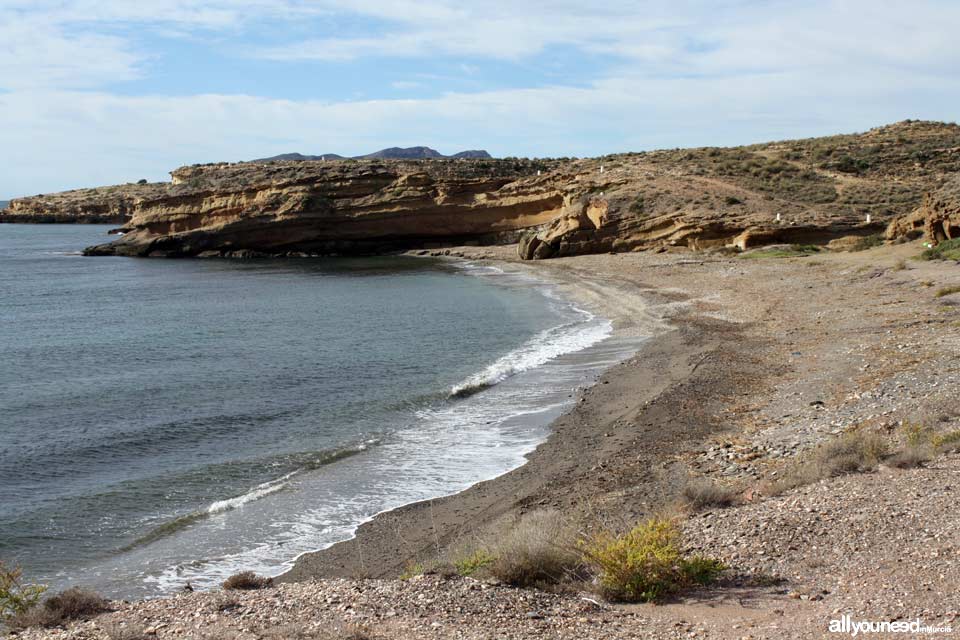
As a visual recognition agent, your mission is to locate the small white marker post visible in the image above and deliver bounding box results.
[776,212,781,222]
[866,214,872,223]
[600,165,604,174]
[537,170,541,176]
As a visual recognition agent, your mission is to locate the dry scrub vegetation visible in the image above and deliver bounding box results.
[222,571,273,591]
[6,587,109,630]
[765,430,888,495]
[442,511,725,603]
[680,478,741,511]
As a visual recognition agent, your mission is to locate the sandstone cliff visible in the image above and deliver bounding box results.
[0,183,168,224]
[83,159,563,257]
[6,120,959,259]
[518,120,960,258]
[886,176,960,244]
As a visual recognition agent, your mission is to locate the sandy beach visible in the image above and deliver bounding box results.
[13,240,960,639]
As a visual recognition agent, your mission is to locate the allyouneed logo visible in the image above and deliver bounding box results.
[829,615,953,636]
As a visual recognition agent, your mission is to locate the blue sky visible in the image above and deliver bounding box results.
[1,0,959,197]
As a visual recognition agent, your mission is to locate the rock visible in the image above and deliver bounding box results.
[79,159,566,257]
[886,176,960,243]
[5,120,958,262]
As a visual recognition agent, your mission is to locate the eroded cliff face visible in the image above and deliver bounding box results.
[517,121,960,258]
[6,120,958,259]
[83,159,565,256]
[886,177,960,244]
[1,183,168,224]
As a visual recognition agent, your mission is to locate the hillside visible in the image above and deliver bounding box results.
[520,119,960,257]
[3,120,958,257]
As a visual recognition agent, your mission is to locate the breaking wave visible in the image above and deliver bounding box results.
[449,311,612,399]
[119,441,377,552]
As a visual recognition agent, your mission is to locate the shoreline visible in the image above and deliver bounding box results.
[266,254,656,585]
[13,239,960,639]
[279,248,703,582]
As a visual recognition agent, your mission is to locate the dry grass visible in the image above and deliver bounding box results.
[739,244,821,259]
[102,621,152,640]
[259,622,374,640]
[680,478,740,511]
[8,587,109,629]
[222,571,273,591]
[850,234,884,251]
[767,431,888,495]
[887,445,933,469]
[484,511,583,587]
[935,285,960,298]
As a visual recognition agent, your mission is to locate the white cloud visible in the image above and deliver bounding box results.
[0,17,140,90]
[0,0,958,196]
[0,0,329,89]
[4,54,957,195]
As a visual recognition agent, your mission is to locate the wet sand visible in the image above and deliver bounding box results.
[280,247,764,581]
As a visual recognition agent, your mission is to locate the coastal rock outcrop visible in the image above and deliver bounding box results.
[83,159,565,257]
[0,182,167,224]
[518,121,960,258]
[6,120,959,259]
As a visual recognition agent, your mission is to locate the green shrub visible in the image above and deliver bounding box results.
[903,422,932,446]
[933,430,960,453]
[0,562,47,619]
[581,518,725,602]
[399,562,425,580]
[453,549,494,577]
[920,238,960,261]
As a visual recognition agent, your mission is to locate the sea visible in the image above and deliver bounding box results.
[0,224,637,599]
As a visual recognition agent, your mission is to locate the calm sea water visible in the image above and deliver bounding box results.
[0,225,633,598]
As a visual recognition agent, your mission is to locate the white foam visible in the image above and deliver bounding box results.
[449,312,612,398]
[206,471,297,515]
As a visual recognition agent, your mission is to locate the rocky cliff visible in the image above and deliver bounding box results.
[83,159,563,257]
[518,120,960,258]
[6,120,959,258]
[886,176,960,244]
[0,183,168,224]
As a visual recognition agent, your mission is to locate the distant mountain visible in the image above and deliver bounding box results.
[252,147,491,162]
[256,152,347,162]
[360,146,443,159]
[0,200,9,210]
[450,150,493,159]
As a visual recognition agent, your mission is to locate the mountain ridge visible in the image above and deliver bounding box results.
[252,147,491,162]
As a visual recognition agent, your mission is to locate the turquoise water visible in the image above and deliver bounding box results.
[0,225,626,598]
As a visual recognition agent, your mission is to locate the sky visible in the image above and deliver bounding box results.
[1,0,959,197]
